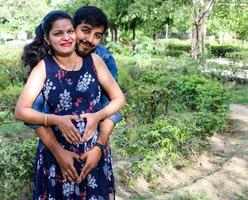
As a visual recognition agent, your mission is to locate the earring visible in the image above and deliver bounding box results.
[48,44,52,55]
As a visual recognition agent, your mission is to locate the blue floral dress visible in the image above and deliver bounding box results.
[33,55,115,200]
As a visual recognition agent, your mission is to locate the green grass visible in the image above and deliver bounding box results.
[230,84,248,105]
[0,121,34,143]
[235,188,248,200]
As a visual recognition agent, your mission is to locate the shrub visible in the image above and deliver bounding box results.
[0,138,37,200]
[174,75,231,113]
[131,84,170,122]
[0,85,23,113]
[226,51,248,62]
[112,56,231,185]
[209,45,242,57]
[0,58,27,89]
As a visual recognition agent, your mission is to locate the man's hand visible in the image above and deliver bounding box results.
[53,147,80,183]
[77,146,102,182]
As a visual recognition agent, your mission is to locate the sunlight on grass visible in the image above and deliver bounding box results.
[230,84,248,105]
[0,121,34,143]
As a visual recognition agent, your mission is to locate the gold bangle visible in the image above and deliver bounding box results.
[44,114,48,126]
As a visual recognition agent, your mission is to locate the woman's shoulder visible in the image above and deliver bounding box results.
[30,59,46,78]
[91,53,104,66]
[33,59,45,70]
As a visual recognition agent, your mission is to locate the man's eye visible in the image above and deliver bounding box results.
[82,29,89,34]
[95,34,102,39]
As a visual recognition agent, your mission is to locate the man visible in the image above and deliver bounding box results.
[30,6,122,183]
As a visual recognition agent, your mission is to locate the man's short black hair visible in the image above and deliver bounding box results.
[73,6,108,33]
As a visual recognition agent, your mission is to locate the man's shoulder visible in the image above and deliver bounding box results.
[95,44,112,60]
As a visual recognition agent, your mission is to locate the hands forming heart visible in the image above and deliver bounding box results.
[56,145,102,184]
[55,112,100,144]
[53,112,103,183]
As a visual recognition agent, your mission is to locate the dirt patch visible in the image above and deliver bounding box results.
[114,104,248,200]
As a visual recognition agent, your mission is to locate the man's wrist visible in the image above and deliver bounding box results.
[95,142,106,154]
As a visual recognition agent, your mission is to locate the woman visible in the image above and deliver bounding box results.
[15,10,125,200]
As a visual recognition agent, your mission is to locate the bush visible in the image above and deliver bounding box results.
[0,58,27,90]
[131,84,170,123]
[0,138,37,200]
[226,51,248,62]
[174,75,230,113]
[112,56,231,184]
[167,43,191,52]
[0,85,23,114]
[209,45,242,57]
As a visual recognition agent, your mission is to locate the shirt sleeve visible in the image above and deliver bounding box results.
[95,44,118,80]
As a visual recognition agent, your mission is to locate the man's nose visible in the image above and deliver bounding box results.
[87,33,94,43]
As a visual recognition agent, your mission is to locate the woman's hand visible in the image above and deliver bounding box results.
[54,115,82,144]
[79,112,102,142]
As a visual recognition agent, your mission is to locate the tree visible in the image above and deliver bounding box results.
[189,0,215,59]
[0,0,51,36]
[209,1,248,43]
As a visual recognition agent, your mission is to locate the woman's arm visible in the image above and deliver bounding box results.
[92,53,125,117]
[15,60,47,123]
[15,60,81,144]
[80,53,126,141]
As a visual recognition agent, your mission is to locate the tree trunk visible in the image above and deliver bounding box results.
[190,0,215,60]
[165,24,169,47]
[132,23,136,51]
[191,21,199,60]
[153,34,156,41]
[114,26,118,42]
[111,28,114,42]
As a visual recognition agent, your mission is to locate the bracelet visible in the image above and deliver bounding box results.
[95,142,106,154]
[44,114,48,126]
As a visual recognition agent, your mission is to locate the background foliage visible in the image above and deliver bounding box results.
[0,0,248,199]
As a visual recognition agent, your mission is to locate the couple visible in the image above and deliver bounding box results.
[15,6,125,200]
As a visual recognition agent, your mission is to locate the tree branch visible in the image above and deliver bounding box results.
[196,0,215,24]
[216,3,248,7]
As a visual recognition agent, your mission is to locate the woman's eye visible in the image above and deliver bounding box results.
[54,32,62,36]
[68,29,74,34]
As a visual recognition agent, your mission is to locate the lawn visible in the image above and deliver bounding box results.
[230,83,248,105]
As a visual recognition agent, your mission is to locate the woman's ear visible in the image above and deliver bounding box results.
[44,35,50,45]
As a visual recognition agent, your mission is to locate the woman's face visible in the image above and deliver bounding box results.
[47,18,76,56]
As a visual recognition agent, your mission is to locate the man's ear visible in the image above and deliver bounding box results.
[44,35,50,45]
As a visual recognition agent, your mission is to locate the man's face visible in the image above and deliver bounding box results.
[75,22,105,56]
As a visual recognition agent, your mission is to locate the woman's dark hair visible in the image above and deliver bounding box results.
[73,6,108,33]
[22,10,72,71]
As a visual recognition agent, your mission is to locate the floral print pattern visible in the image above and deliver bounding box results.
[43,79,56,100]
[57,89,72,111]
[76,72,95,92]
[33,55,115,200]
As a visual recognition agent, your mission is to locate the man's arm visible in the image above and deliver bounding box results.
[95,44,118,80]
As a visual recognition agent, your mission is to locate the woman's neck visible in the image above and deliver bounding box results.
[53,52,81,71]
